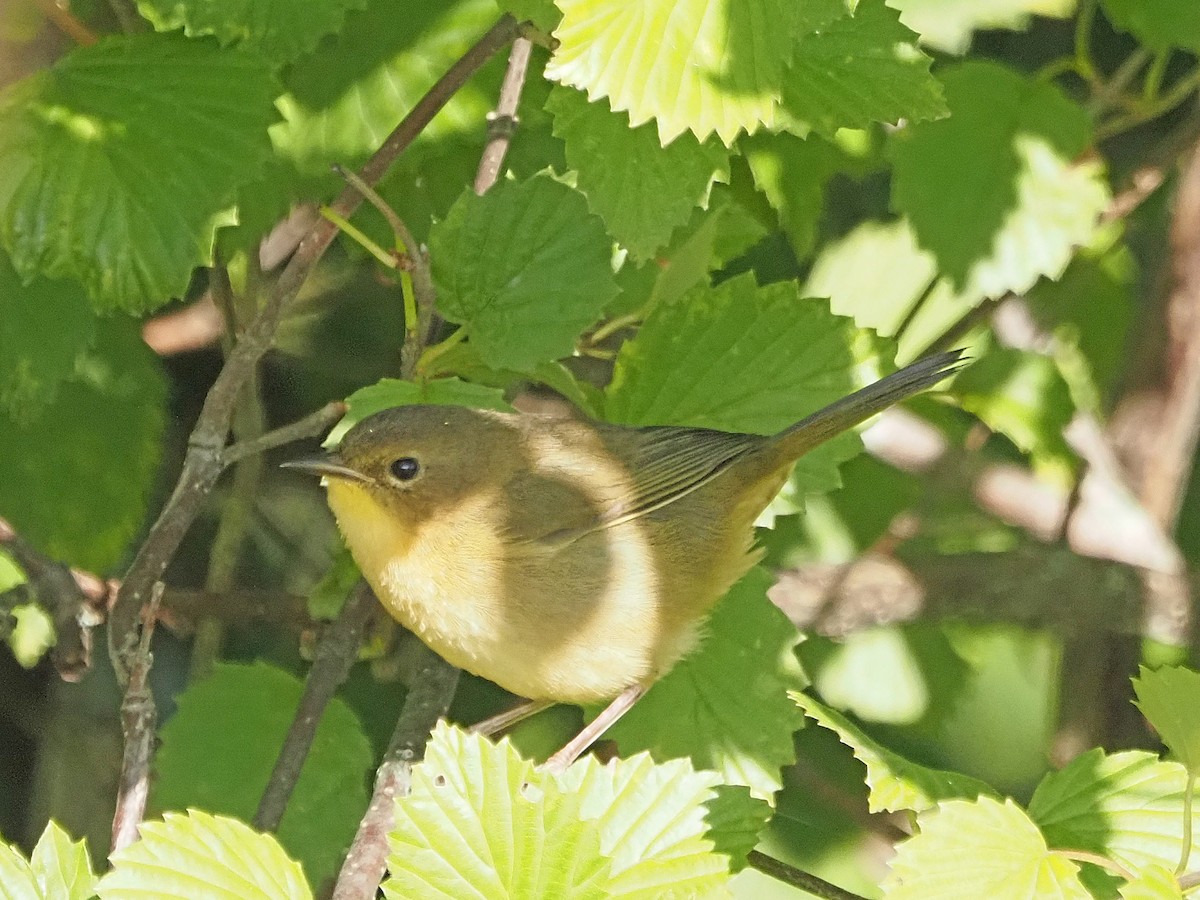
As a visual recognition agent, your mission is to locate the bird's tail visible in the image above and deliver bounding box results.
[770,349,966,461]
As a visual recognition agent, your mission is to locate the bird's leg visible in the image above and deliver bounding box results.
[542,684,647,775]
[470,699,553,737]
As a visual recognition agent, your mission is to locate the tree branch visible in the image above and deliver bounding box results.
[110,582,163,851]
[332,643,461,900]
[254,581,379,831]
[473,36,534,195]
[747,851,868,900]
[221,401,348,468]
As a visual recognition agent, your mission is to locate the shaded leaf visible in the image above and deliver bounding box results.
[0,318,165,572]
[431,173,618,370]
[605,569,806,799]
[781,0,946,137]
[154,662,373,887]
[1134,666,1200,774]
[952,348,1078,481]
[547,85,730,259]
[890,61,1108,299]
[1101,0,1200,53]
[793,691,994,813]
[272,0,499,174]
[136,0,367,63]
[0,251,95,420]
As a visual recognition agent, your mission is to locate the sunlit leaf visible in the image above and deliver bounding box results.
[0,34,277,311]
[98,810,312,899]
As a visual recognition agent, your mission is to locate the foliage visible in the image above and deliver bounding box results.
[1,0,1198,896]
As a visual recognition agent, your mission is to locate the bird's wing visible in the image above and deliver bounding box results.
[500,424,763,550]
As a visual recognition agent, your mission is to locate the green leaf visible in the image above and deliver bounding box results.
[546,0,803,146]
[136,0,367,63]
[1134,666,1200,773]
[606,273,893,499]
[1029,749,1200,876]
[953,348,1077,481]
[386,723,732,899]
[0,34,278,312]
[497,0,559,31]
[743,132,844,259]
[0,251,96,420]
[780,0,946,138]
[604,569,805,799]
[889,0,1077,54]
[307,545,362,619]
[793,691,995,813]
[0,837,37,900]
[431,173,618,370]
[0,317,165,572]
[153,662,373,887]
[1027,238,1136,412]
[890,61,1109,299]
[804,218,935,340]
[703,785,773,873]
[98,810,312,900]
[325,376,513,447]
[882,797,1090,899]
[610,189,768,319]
[546,86,730,260]
[272,0,499,174]
[29,821,95,900]
[1101,0,1200,53]
[1119,864,1182,900]
[7,604,55,669]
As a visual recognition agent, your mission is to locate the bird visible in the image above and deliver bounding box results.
[285,349,963,770]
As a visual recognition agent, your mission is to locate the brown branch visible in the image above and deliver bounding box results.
[106,12,526,684]
[473,36,534,195]
[332,642,461,900]
[254,581,379,831]
[747,851,867,900]
[35,0,98,45]
[221,401,348,468]
[0,516,101,681]
[110,582,163,851]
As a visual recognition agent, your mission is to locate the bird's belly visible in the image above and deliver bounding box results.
[369,527,695,703]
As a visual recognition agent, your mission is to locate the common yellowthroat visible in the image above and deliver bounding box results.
[287,350,962,767]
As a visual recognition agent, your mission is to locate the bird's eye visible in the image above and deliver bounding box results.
[390,457,421,482]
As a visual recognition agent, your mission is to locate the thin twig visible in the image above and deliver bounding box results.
[332,643,461,900]
[106,13,527,684]
[474,36,534,195]
[254,582,380,831]
[332,166,437,375]
[110,582,164,851]
[747,851,867,900]
[189,267,267,682]
[35,0,98,44]
[222,401,348,468]
[0,516,98,680]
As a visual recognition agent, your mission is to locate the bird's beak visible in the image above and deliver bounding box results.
[281,452,373,484]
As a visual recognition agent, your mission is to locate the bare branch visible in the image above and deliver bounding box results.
[110,582,163,851]
[222,401,348,468]
[747,851,868,900]
[332,643,461,900]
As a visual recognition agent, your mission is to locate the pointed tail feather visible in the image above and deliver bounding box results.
[772,349,966,460]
